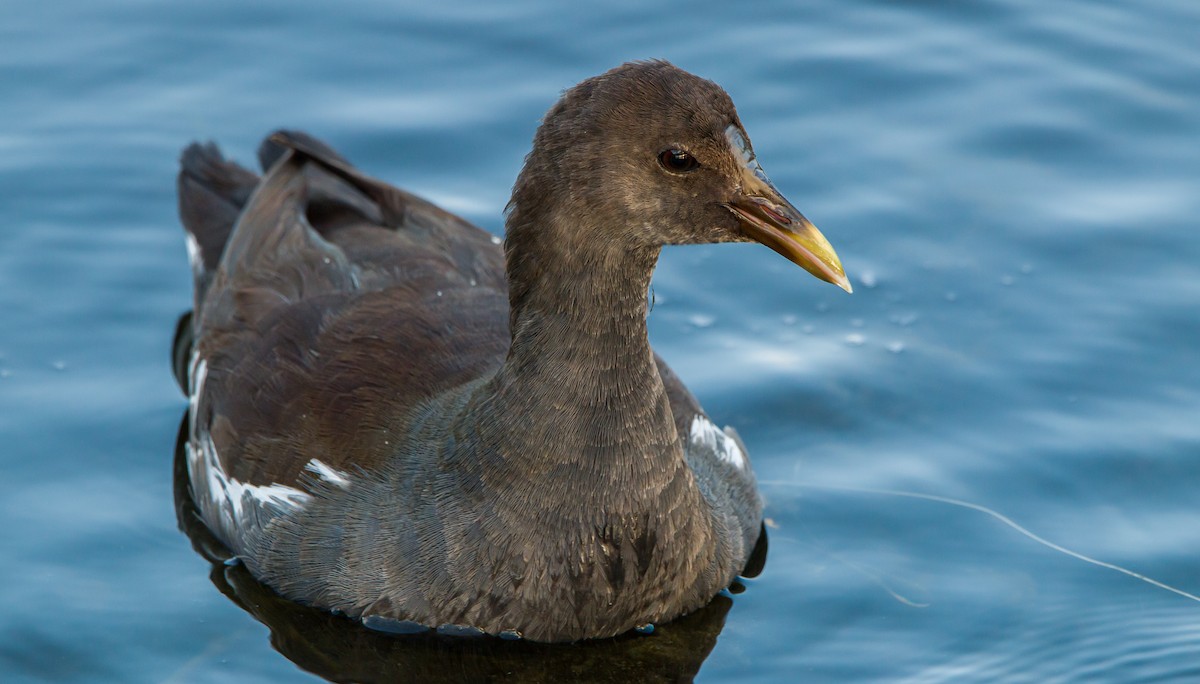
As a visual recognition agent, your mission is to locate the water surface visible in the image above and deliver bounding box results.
[2,0,1199,681]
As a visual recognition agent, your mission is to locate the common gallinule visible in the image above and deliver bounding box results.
[176,60,849,643]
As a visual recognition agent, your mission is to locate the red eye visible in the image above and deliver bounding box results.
[658,148,700,173]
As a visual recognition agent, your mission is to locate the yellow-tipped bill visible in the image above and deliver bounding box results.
[723,125,851,293]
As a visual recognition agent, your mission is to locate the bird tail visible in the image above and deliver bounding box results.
[177,141,260,306]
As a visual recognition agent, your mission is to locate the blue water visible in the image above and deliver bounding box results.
[3,0,1199,681]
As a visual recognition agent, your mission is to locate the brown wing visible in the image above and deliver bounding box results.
[179,131,699,494]
[182,132,507,491]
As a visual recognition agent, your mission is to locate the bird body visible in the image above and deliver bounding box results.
[177,61,848,642]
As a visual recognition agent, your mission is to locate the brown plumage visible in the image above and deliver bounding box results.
[176,60,848,642]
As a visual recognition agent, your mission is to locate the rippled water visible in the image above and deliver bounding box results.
[3,0,1199,681]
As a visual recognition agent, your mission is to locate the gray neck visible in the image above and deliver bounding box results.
[473,214,684,508]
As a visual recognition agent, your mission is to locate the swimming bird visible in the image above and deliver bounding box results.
[176,60,850,643]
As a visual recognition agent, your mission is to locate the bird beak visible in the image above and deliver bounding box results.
[723,126,852,293]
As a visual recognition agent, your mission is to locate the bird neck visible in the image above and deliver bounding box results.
[477,210,683,495]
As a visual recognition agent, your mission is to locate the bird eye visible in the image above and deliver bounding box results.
[658,148,700,174]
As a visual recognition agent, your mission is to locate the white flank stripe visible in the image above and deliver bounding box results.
[203,431,310,516]
[194,431,310,533]
[188,352,207,422]
[185,233,203,276]
[187,352,309,535]
[305,459,351,488]
[689,414,747,470]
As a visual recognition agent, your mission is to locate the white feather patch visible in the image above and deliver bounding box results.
[187,352,309,536]
[199,432,311,524]
[188,351,206,421]
[305,459,351,488]
[689,414,747,470]
[185,233,203,276]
